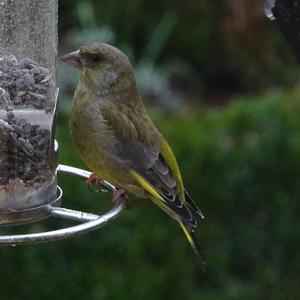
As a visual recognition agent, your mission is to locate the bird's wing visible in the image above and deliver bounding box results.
[101,103,203,227]
[101,103,204,264]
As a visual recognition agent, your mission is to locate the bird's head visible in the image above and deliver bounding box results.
[60,43,134,90]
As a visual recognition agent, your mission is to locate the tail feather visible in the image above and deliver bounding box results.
[130,170,205,268]
[185,190,205,219]
[180,222,205,270]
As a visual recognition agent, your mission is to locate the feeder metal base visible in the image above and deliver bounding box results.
[0,164,125,245]
[0,185,62,226]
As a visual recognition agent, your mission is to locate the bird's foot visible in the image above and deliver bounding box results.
[113,188,132,209]
[85,173,107,192]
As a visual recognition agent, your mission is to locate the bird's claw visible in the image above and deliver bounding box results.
[85,173,107,192]
[113,188,132,209]
[86,174,131,208]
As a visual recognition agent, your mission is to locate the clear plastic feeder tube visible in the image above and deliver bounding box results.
[0,0,58,212]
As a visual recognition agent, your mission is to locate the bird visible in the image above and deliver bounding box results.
[60,43,205,265]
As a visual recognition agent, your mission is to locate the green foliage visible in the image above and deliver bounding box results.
[1,92,300,299]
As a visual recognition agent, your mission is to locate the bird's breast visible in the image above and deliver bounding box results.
[70,95,130,185]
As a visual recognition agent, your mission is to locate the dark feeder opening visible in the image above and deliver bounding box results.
[0,0,125,244]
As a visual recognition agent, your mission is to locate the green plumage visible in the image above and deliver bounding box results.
[62,43,204,264]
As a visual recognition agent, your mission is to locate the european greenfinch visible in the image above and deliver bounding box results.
[61,43,204,264]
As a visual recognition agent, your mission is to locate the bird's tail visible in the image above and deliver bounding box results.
[180,222,205,270]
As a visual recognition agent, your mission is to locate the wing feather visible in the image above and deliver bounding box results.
[101,103,202,227]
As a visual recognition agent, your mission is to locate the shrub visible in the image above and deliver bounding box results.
[0,92,299,299]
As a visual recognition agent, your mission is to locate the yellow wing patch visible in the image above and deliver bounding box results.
[131,169,183,223]
[130,170,166,204]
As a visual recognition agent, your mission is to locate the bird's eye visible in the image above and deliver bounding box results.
[90,54,102,63]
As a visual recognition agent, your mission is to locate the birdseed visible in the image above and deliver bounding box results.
[0,55,55,187]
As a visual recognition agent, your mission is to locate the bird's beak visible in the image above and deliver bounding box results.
[60,50,82,69]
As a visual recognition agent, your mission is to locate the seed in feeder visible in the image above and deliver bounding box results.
[0,55,54,110]
[16,73,35,90]
[3,55,17,67]
[0,119,13,131]
[0,87,13,110]
[18,138,34,156]
[18,58,38,69]
[0,110,52,185]
[0,54,56,196]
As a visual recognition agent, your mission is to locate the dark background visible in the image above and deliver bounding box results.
[1,0,300,299]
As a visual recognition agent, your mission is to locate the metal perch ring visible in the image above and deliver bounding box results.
[0,164,126,245]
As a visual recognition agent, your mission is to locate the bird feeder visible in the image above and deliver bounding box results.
[0,0,124,244]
